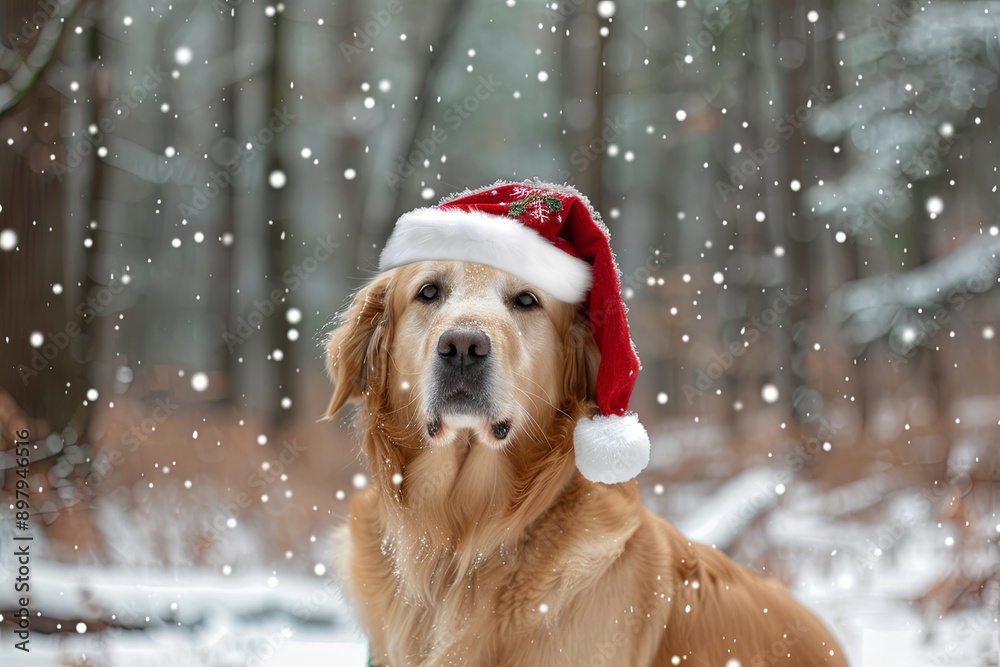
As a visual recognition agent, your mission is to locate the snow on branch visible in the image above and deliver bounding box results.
[829,234,1000,351]
[0,560,353,630]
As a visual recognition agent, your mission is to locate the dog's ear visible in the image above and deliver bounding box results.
[325,273,394,417]
[563,314,600,408]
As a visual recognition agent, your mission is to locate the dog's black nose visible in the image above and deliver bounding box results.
[438,328,491,368]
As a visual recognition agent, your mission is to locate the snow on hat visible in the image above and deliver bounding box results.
[379,178,650,484]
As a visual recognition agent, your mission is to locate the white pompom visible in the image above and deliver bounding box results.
[573,413,650,484]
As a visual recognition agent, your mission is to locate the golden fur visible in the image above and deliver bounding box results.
[327,261,847,666]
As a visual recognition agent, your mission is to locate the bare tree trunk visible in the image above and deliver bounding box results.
[354,0,470,272]
[0,0,87,425]
[229,4,278,416]
[560,0,605,212]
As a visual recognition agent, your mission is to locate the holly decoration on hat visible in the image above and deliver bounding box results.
[506,192,564,219]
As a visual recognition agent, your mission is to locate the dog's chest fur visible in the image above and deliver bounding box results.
[337,477,668,667]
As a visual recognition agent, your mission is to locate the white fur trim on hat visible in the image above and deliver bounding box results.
[573,413,650,484]
[379,207,592,304]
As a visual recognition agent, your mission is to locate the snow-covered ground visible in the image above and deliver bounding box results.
[2,468,997,665]
[0,561,369,666]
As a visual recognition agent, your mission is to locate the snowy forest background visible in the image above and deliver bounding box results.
[1,0,999,663]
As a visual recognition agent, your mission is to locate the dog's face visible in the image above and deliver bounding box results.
[389,261,571,447]
[327,260,598,494]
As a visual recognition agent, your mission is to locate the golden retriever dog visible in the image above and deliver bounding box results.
[325,257,848,666]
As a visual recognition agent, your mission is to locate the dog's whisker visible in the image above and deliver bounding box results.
[508,383,550,410]
[506,394,553,446]
[509,387,571,445]
[392,396,423,428]
[510,369,559,398]
[510,374,573,419]
[514,405,553,451]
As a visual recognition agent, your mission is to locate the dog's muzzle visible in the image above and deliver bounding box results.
[427,327,506,438]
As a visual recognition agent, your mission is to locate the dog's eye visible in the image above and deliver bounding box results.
[514,291,539,309]
[417,283,439,302]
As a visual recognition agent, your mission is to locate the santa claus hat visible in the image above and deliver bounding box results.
[379,179,649,484]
